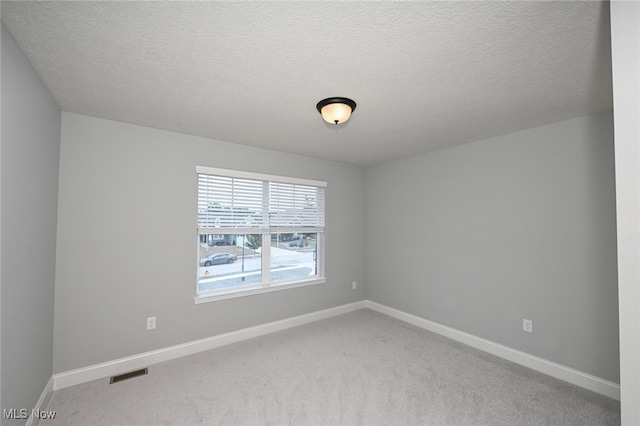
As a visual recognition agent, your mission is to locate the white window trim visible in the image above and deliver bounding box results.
[196,165,327,188]
[195,167,326,303]
[194,277,327,304]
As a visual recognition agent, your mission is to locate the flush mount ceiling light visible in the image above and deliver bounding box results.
[316,97,357,125]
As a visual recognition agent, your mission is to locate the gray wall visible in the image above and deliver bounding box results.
[1,23,61,424]
[53,112,366,373]
[365,111,619,383]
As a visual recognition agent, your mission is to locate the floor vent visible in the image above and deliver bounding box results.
[109,368,148,384]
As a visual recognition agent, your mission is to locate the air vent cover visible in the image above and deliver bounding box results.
[109,368,148,384]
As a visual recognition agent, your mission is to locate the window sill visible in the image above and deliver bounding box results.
[194,277,326,304]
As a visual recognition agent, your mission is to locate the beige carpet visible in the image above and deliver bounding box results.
[42,309,620,425]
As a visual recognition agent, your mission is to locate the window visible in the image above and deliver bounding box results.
[195,166,326,302]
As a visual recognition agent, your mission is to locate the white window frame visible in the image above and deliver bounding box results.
[194,166,326,303]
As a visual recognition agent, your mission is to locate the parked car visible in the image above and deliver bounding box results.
[199,253,238,267]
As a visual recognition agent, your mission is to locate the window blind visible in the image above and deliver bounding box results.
[197,174,267,233]
[197,170,325,234]
[269,182,325,231]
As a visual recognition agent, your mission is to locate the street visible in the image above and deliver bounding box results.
[198,249,316,293]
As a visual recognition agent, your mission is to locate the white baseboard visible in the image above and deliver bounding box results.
[53,300,366,390]
[25,376,53,426]
[51,299,620,401]
[365,300,621,400]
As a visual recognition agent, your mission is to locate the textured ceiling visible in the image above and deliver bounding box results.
[1,1,612,166]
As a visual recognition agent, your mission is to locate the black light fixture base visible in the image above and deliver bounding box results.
[316,97,357,114]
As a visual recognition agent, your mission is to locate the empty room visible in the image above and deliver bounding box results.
[1,1,638,425]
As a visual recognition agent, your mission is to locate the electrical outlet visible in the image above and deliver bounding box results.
[352,281,357,290]
[147,317,156,330]
[523,318,533,333]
